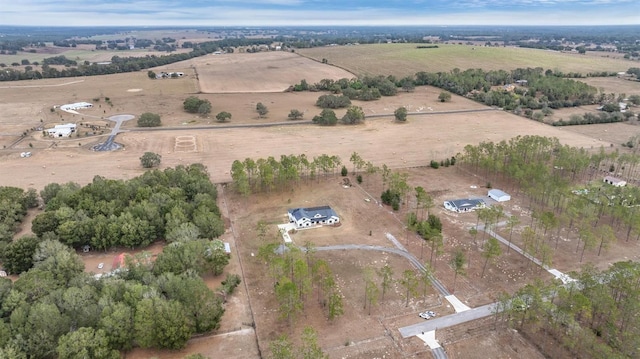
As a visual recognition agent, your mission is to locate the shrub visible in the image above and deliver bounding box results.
[140,152,162,168]
[341,166,348,177]
[137,112,162,127]
[430,160,440,169]
[381,189,401,210]
[316,94,351,109]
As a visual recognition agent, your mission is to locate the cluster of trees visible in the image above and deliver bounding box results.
[0,238,230,357]
[298,75,403,100]
[408,212,444,267]
[137,112,162,127]
[495,262,640,358]
[315,94,351,109]
[0,187,38,242]
[25,164,223,256]
[258,241,344,324]
[0,167,236,357]
[231,154,357,195]
[460,136,640,263]
[552,111,631,126]
[183,96,212,117]
[294,66,624,126]
[268,327,328,359]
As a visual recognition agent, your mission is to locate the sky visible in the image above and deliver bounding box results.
[2,0,639,27]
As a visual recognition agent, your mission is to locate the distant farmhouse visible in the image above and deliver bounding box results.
[46,123,77,137]
[156,71,184,79]
[443,198,486,213]
[604,175,627,187]
[287,206,340,228]
[59,102,93,111]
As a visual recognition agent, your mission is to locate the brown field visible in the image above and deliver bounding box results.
[185,51,355,93]
[2,50,637,358]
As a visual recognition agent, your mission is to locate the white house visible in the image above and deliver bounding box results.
[443,198,486,213]
[47,123,77,137]
[288,206,340,228]
[488,189,511,202]
[60,102,93,111]
[604,176,626,187]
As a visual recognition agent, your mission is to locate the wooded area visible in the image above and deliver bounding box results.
[0,165,235,358]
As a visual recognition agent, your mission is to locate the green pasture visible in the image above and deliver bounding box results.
[297,43,635,78]
[0,48,191,67]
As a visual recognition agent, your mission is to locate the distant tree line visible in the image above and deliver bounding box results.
[0,40,227,81]
[293,66,638,124]
[231,154,344,195]
[552,111,629,126]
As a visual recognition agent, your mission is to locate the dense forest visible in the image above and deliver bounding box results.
[0,164,238,358]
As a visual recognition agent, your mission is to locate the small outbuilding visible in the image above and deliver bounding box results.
[604,176,626,187]
[488,189,511,202]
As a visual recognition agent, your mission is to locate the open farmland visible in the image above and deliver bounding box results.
[2,47,638,359]
[297,43,637,78]
[0,46,193,67]
[0,72,612,190]
[187,51,355,93]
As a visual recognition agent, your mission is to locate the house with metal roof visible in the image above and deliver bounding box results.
[287,206,340,228]
[443,198,486,213]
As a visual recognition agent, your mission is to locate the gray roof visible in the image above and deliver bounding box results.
[449,198,485,210]
[488,189,509,197]
[288,206,337,221]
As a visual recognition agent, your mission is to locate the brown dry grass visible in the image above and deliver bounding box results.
[185,51,355,93]
[2,50,636,359]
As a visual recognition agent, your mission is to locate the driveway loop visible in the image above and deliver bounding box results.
[93,114,134,151]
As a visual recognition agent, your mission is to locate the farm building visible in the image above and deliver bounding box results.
[288,206,340,228]
[46,123,77,137]
[443,198,486,213]
[488,189,511,202]
[60,102,93,111]
[604,176,626,187]
[156,71,184,79]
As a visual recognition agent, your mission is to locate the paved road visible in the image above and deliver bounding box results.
[128,108,500,133]
[399,303,496,338]
[93,114,134,151]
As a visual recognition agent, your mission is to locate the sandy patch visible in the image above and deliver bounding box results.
[127,88,143,92]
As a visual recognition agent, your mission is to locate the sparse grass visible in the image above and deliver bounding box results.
[298,43,635,78]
